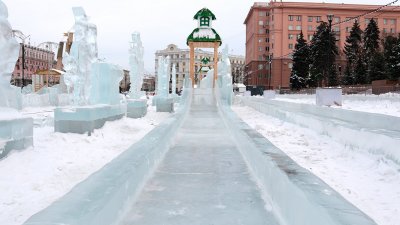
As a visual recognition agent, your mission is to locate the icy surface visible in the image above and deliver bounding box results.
[171,63,177,95]
[232,105,400,225]
[62,7,98,105]
[128,32,144,99]
[156,56,170,97]
[200,69,214,88]
[316,88,342,106]
[0,0,21,109]
[0,104,170,225]
[121,88,279,225]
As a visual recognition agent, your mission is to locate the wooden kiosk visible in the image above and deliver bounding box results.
[187,8,222,88]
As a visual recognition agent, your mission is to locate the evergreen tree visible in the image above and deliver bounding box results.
[309,21,338,87]
[343,20,363,85]
[363,19,381,82]
[369,52,386,81]
[354,57,367,84]
[290,31,310,90]
[383,35,400,80]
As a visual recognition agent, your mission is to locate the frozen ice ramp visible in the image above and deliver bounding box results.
[23,89,376,225]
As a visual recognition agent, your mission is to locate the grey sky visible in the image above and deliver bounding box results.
[2,0,397,73]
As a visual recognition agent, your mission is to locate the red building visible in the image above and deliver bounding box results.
[244,1,400,90]
[11,43,55,87]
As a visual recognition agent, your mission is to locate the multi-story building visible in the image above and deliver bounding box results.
[155,44,245,91]
[12,43,55,87]
[244,1,400,90]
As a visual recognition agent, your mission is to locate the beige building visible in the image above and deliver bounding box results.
[155,44,245,91]
[245,1,400,90]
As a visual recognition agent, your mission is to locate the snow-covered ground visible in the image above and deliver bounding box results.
[274,93,400,117]
[0,105,171,225]
[232,105,400,225]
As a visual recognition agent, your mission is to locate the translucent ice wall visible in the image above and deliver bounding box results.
[0,0,21,109]
[62,7,98,105]
[128,32,144,99]
[89,62,123,105]
[238,96,400,164]
[200,69,214,88]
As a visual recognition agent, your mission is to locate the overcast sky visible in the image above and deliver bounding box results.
[2,0,398,73]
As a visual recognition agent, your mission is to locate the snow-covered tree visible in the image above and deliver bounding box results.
[290,31,310,90]
[309,21,338,87]
[343,20,363,85]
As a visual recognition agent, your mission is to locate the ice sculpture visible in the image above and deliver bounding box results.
[200,69,214,88]
[128,32,144,99]
[62,7,98,106]
[0,0,33,158]
[171,63,177,95]
[0,0,20,109]
[55,7,124,134]
[153,56,174,112]
[217,45,233,105]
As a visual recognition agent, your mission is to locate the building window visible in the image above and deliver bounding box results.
[297,34,301,39]
[308,16,313,22]
[258,38,262,43]
[288,34,294,39]
[258,64,263,70]
[308,25,313,31]
[289,44,294,49]
[288,15,294,21]
[333,26,340,32]
[334,17,340,23]
[266,38,269,42]
[296,25,301,30]
[390,28,395,33]
[316,16,321,22]
[259,47,263,52]
[266,46,269,51]
[288,63,293,69]
[391,19,396,24]
[266,29,269,34]
[384,19,388,25]
[346,27,350,32]
[288,25,294,30]
[259,20,264,25]
[259,11,264,16]
[200,17,210,26]
[266,12,269,16]
[259,29,264,34]
[383,28,387,33]
[308,35,313,41]
[296,15,302,21]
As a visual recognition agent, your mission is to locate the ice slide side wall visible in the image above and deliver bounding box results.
[217,96,377,225]
[23,89,192,225]
[238,96,400,164]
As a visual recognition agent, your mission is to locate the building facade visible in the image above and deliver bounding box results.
[12,43,55,87]
[244,1,400,90]
[155,44,245,91]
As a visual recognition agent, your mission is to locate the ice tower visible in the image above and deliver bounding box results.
[0,0,33,158]
[153,56,174,112]
[126,32,147,118]
[217,45,233,105]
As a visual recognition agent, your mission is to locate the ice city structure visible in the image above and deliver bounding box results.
[54,7,124,134]
[126,32,148,118]
[0,0,33,159]
[24,7,377,225]
[153,56,174,112]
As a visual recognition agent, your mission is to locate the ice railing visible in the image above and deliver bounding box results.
[237,96,400,165]
[216,89,377,225]
[23,87,193,225]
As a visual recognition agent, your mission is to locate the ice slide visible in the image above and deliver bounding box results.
[24,89,376,225]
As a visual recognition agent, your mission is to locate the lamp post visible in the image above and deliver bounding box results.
[12,30,30,89]
[327,14,334,87]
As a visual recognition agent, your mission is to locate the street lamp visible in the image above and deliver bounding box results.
[12,30,30,89]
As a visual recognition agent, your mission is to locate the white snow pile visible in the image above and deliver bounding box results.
[0,105,170,225]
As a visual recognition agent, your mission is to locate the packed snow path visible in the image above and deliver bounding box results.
[121,90,279,224]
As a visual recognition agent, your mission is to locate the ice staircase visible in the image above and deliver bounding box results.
[23,88,377,225]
